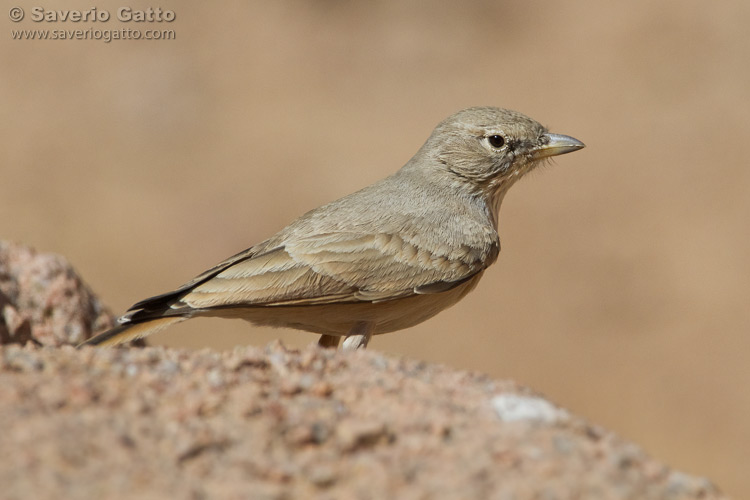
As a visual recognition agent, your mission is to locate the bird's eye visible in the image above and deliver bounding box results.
[487,135,505,149]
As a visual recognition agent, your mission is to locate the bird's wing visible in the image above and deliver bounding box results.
[171,231,492,310]
[128,244,268,310]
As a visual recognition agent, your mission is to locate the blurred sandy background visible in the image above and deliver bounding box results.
[3,0,748,496]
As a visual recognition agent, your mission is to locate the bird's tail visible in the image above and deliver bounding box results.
[79,316,186,347]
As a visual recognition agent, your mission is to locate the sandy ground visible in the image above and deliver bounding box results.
[2,1,749,497]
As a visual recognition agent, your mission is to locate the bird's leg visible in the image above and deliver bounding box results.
[341,321,373,351]
[318,334,340,349]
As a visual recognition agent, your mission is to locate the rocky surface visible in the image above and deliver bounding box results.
[0,343,723,500]
[0,241,114,346]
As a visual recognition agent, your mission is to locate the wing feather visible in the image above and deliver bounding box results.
[175,231,493,310]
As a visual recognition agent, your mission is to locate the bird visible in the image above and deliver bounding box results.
[80,107,584,350]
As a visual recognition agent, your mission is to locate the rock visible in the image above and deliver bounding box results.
[0,343,725,500]
[0,240,115,346]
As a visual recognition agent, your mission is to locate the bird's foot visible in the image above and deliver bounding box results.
[341,322,373,351]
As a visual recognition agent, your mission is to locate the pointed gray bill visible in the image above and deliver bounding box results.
[532,133,586,159]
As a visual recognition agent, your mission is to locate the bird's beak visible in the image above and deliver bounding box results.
[532,133,585,159]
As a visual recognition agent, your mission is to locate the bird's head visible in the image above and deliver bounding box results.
[414,107,585,211]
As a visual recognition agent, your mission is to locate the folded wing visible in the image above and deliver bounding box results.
[174,231,491,310]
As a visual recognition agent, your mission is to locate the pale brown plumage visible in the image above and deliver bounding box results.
[81,107,584,349]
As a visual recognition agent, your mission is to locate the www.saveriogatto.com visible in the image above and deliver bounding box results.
[9,6,176,43]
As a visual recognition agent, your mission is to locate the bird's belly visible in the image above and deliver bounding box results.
[207,272,483,336]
